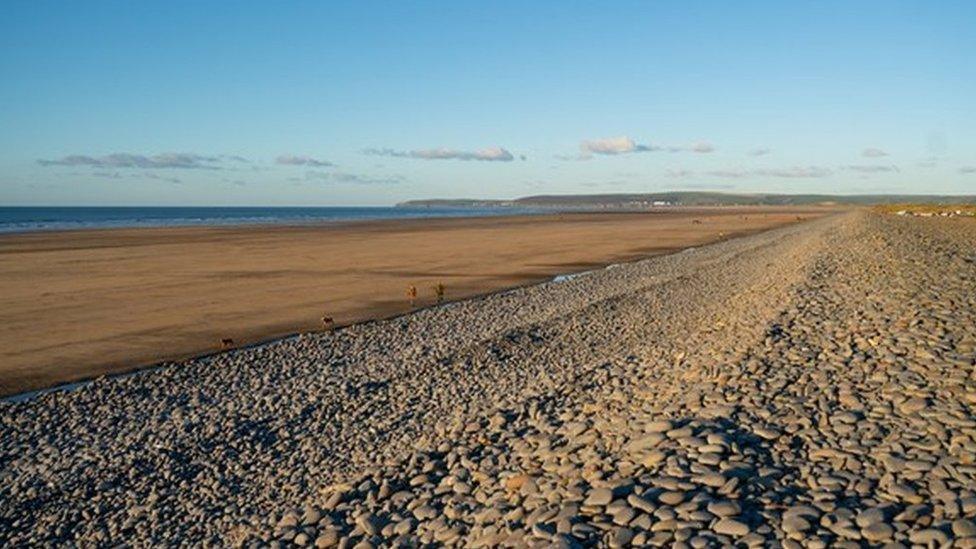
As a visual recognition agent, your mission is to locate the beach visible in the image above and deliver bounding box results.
[2,211,974,546]
[5,2,974,546]
[0,207,825,396]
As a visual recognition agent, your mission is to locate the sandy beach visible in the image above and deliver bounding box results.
[0,207,827,395]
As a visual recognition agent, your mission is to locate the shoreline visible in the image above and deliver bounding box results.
[0,204,822,237]
[2,245,712,404]
[0,205,543,236]
[0,258,625,403]
[0,207,837,396]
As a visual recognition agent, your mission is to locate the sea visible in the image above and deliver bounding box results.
[0,206,535,233]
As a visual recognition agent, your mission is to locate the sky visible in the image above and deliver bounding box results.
[1,1,974,206]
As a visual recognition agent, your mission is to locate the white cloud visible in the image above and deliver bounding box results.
[862,148,889,158]
[705,169,750,178]
[748,148,771,156]
[571,136,715,160]
[696,166,833,179]
[961,166,976,174]
[305,170,404,185]
[145,173,182,183]
[754,167,832,178]
[38,153,224,169]
[845,165,899,173]
[365,147,515,162]
[683,182,737,190]
[92,171,122,179]
[687,141,715,153]
[276,155,335,167]
[581,136,642,155]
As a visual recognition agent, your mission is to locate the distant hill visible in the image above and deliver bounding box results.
[397,199,518,208]
[398,192,976,209]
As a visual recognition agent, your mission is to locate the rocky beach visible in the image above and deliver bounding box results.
[2,211,975,547]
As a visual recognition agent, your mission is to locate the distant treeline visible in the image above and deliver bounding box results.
[398,192,976,209]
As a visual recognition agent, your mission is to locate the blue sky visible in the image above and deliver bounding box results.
[1,1,973,206]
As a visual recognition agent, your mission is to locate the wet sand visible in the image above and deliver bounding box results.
[0,207,831,395]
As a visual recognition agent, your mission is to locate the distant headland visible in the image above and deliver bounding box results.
[398,191,976,209]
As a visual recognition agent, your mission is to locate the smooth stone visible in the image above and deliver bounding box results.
[356,513,382,536]
[627,494,657,514]
[666,427,694,439]
[713,518,750,537]
[954,519,976,537]
[861,522,894,542]
[888,483,922,503]
[612,505,636,526]
[610,527,635,547]
[659,491,686,505]
[855,508,885,527]
[908,529,949,545]
[393,519,414,535]
[413,505,437,521]
[646,420,674,433]
[627,435,664,453]
[707,501,741,517]
[697,473,727,488]
[314,529,339,548]
[754,427,781,440]
[643,450,668,466]
[585,488,614,507]
[782,515,811,534]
